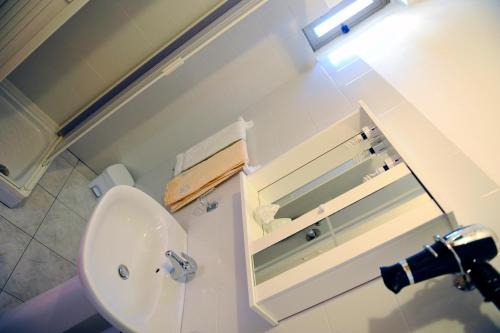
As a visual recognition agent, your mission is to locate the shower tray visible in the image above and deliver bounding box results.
[0,82,59,207]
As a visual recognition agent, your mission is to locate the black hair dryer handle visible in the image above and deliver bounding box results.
[470,261,500,310]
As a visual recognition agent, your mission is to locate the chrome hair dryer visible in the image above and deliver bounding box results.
[380,225,500,310]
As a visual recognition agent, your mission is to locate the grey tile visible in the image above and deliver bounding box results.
[0,186,55,236]
[0,291,22,315]
[35,201,87,264]
[0,217,31,288]
[75,161,97,181]
[58,168,97,220]
[38,156,74,196]
[4,240,76,301]
[59,150,79,167]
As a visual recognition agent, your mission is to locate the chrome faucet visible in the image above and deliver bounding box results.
[165,250,197,282]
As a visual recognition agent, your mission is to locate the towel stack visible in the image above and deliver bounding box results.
[164,140,248,212]
[174,117,252,175]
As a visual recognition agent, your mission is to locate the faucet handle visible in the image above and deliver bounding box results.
[180,252,198,273]
[165,250,197,282]
[165,250,182,276]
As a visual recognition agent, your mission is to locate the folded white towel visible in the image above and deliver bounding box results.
[174,117,253,175]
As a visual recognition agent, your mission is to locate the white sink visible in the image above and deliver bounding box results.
[78,185,187,333]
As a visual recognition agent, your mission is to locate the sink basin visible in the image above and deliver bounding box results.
[78,185,187,333]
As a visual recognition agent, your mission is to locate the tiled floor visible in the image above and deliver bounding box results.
[0,151,97,315]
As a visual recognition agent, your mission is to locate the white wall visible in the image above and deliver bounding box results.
[335,0,500,186]
[70,0,319,182]
[171,1,500,330]
[137,63,353,201]
[315,0,500,273]
[171,53,500,333]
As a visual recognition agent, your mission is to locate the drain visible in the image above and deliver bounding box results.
[305,228,320,241]
[118,264,129,280]
[0,164,9,177]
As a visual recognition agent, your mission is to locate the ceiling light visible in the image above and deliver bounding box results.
[314,0,374,37]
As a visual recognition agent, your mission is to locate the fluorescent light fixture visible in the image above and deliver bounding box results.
[327,14,421,66]
[313,0,374,37]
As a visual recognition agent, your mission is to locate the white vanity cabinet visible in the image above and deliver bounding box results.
[239,102,456,324]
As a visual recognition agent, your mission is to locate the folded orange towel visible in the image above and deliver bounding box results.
[164,140,248,212]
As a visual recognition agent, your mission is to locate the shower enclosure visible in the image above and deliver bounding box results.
[0,82,59,206]
[0,0,88,207]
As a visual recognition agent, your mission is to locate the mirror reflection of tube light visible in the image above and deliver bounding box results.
[314,0,374,37]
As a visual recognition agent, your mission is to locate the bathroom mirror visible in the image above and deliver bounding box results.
[253,171,430,284]
[256,126,401,232]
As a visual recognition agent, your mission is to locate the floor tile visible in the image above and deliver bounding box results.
[75,161,97,180]
[38,156,74,197]
[4,240,76,301]
[0,216,31,288]
[35,201,87,264]
[0,186,55,236]
[0,291,22,316]
[59,150,79,167]
[58,169,97,221]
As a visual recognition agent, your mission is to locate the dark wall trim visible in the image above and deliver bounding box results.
[58,0,242,137]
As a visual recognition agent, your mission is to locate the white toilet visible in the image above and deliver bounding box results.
[89,163,134,200]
